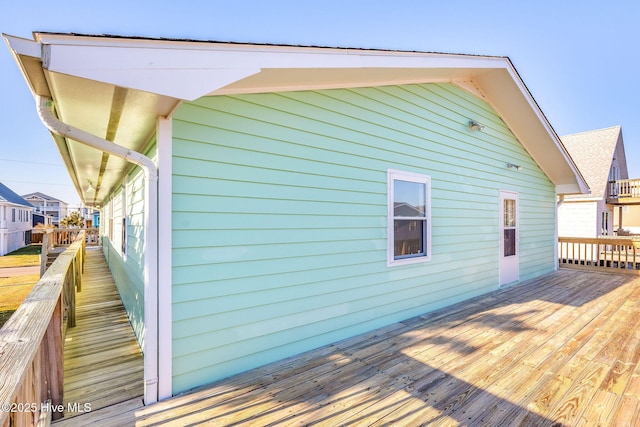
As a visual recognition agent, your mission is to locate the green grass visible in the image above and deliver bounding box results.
[0,245,41,268]
[0,310,14,328]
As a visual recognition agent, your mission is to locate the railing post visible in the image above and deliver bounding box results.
[40,230,53,277]
[76,252,82,293]
[66,266,76,329]
[40,295,64,421]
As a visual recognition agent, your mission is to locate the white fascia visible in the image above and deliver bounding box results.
[2,33,40,57]
[35,34,506,101]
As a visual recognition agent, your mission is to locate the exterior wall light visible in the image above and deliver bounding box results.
[468,120,485,131]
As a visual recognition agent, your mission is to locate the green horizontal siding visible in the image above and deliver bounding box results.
[170,82,556,393]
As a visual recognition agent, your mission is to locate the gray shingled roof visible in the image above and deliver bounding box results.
[0,182,33,207]
[560,126,623,199]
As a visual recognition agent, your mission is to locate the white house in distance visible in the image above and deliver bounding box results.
[614,206,640,234]
[0,182,34,256]
[558,126,629,237]
[5,32,588,404]
[21,192,68,227]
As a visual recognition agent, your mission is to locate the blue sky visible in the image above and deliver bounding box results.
[1,1,638,205]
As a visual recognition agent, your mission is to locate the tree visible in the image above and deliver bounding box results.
[60,211,85,228]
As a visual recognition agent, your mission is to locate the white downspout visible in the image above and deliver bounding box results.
[35,95,159,405]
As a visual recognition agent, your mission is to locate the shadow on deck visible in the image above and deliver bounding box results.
[55,268,640,426]
[53,247,143,424]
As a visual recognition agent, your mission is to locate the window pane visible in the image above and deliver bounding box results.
[504,199,516,227]
[504,229,516,257]
[394,180,426,217]
[394,220,425,257]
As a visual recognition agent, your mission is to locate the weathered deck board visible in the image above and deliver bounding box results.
[53,248,143,423]
[60,269,640,425]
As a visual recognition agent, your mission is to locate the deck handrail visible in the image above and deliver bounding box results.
[53,228,99,246]
[0,231,86,426]
[558,236,640,275]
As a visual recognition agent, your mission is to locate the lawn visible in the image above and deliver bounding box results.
[0,274,41,311]
[0,245,42,327]
[0,244,41,267]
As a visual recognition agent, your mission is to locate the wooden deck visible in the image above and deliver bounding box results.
[55,269,640,426]
[53,248,143,423]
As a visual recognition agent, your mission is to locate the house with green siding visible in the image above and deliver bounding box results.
[5,32,588,404]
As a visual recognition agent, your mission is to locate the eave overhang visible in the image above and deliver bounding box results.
[3,32,589,204]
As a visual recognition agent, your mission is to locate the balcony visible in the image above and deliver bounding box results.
[608,178,640,205]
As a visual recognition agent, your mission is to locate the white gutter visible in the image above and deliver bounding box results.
[35,95,160,405]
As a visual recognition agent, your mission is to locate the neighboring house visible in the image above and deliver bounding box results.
[558,126,629,237]
[32,212,54,227]
[31,212,54,244]
[5,33,588,403]
[0,182,34,256]
[21,192,69,227]
[614,205,640,234]
[92,210,100,229]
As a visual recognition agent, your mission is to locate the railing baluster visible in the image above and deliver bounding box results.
[625,242,629,270]
[618,243,623,269]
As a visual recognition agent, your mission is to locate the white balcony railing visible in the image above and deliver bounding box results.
[608,178,640,200]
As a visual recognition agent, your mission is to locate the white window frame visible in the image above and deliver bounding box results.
[108,200,114,242]
[121,184,128,258]
[387,169,432,266]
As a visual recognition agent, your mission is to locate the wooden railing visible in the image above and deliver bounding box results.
[609,178,640,200]
[53,228,99,246]
[558,236,640,275]
[0,231,86,426]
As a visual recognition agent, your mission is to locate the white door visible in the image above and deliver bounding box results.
[499,191,519,285]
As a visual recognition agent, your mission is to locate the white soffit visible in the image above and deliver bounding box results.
[474,67,587,194]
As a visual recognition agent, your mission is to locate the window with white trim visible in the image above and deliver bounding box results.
[387,169,431,266]
[108,201,114,242]
[121,185,127,256]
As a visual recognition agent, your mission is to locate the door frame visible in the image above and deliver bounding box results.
[499,190,519,286]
